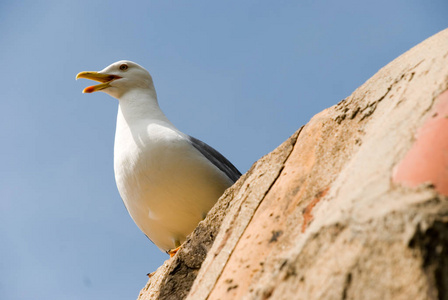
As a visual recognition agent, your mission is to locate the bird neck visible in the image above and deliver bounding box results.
[117,88,173,127]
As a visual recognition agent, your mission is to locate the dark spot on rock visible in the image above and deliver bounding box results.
[279,259,288,270]
[409,220,448,299]
[262,287,274,299]
[227,284,239,292]
[350,107,360,119]
[269,230,283,243]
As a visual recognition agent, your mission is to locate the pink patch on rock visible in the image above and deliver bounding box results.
[393,89,448,195]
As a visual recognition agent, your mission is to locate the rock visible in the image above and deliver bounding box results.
[137,28,448,300]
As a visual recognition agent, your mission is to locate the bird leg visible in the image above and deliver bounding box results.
[168,245,181,257]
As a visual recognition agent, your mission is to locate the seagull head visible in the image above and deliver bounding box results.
[76,60,155,99]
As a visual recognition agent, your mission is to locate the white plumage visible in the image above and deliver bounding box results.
[77,61,240,252]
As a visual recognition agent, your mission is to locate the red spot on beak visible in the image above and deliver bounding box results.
[83,86,96,93]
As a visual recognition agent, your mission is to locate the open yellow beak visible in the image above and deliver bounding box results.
[76,71,122,93]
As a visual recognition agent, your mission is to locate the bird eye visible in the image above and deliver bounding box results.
[119,64,128,71]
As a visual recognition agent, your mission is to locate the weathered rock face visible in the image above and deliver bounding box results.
[137,28,448,300]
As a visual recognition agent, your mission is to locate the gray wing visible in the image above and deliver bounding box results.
[187,135,241,183]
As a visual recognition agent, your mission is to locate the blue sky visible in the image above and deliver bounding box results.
[0,1,447,299]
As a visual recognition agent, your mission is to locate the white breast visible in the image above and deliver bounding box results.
[113,108,232,251]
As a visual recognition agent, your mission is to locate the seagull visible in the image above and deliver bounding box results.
[76,60,241,255]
